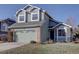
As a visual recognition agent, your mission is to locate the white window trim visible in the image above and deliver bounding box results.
[1,23,8,31]
[31,11,39,21]
[57,27,67,42]
[18,15,25,23]
[18,10,26,23]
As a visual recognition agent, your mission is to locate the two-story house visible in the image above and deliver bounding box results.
[9,5,72,43]
[0,18,15,41]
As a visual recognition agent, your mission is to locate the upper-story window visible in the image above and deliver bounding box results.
[18,15,25,23]
[19,15,24,21]
[31,13,39,21]
[2,26,6,31]
[1,23,7,31]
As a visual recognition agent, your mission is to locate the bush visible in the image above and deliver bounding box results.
[48,40,53,44]
[73,33,79,41]
[30,41,37,44]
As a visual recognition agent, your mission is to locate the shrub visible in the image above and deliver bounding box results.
[30,41,37,44]
[73,33,79,41]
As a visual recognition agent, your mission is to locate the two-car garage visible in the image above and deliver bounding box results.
[13,28,40,43]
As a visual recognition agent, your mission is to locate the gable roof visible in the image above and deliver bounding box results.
[0,18,15,23]
[16,4,52,19]
[49,22,72,29]
[50,18,61,24]
[23,4,40,10]
[16,5,40,16]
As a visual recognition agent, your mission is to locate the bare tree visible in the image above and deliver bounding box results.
[66,17,75,40]
[66,17,75,29]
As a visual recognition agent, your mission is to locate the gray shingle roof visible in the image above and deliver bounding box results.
[8,22,43,29]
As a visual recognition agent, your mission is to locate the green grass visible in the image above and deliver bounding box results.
[1,43,79,54]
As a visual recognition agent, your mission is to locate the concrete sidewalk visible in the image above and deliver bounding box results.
[0,42,25,52]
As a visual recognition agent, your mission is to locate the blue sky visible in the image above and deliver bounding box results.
[0,4,79,26]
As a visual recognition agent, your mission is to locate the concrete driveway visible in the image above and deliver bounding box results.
[0,42,25,52]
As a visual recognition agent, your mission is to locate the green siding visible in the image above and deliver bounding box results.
[41,14,49,42]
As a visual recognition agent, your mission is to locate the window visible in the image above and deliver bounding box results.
[2,26,6,30]
[1,23,7,31]
[58,29,65,36]
[19,15,24,21]
[1,25,7,31]
[31,13,39,21]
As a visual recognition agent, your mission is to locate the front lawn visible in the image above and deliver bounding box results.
[1,43,79,54]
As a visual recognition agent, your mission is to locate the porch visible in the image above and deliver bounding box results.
[49,27,72,42]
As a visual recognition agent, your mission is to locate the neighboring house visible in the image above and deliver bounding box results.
[0,18,15,41]
[9,5,72,43]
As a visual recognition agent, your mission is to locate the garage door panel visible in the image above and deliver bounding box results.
[14,29,36,43]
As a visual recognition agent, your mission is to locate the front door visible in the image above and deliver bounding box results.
[50,30,54,41]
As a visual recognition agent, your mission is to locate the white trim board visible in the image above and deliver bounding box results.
[17,10,26,23]
[50,23,72,30]
[31,11,40,21]
[23,4,40,10]
[56,27,67,42]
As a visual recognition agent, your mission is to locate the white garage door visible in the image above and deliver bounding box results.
[14,29,37,43]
